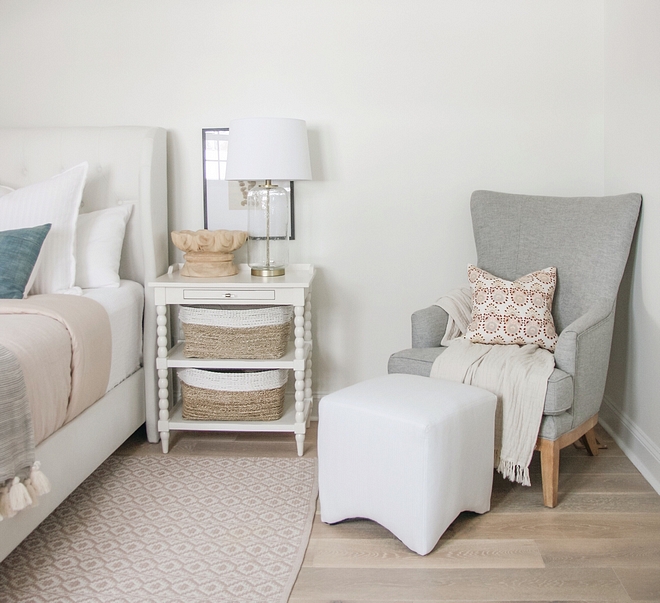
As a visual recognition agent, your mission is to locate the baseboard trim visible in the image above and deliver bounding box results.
[283,393,325,421]
[309,395,322,421]
[600,395,660,495]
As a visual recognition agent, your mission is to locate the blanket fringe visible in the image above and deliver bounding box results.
[24,478,39,506]
[0,485,14,519]
[497,457,531,487]
[30,461,51,496]
[0,463,51,520]
[8,477,32,512]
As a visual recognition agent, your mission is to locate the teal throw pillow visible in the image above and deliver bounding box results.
[0,223,52,299]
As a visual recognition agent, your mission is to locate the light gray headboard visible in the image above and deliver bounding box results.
[0,126,168,441]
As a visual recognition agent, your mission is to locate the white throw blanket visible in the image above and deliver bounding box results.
[431,288,555,486]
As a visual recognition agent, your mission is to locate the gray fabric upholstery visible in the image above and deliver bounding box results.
[412,305,448,348]
[538,411,574,441]
[389,190,641,442]
[388,347,443,376]
[470,190,640,332]
[543,369,574,416]
[553,298,616,429]
[388,347,573,415]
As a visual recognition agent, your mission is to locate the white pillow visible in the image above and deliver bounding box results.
[0,163,88,294]
[0,187,47,296]
[75,204,133,288]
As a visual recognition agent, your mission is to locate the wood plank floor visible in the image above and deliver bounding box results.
[117,423,660,602]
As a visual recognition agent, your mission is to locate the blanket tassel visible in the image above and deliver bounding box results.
[8,477,33,513]
[0,464,51,520]
[0,485,14,519]
[30,461,51,496]
[24,479,38,507]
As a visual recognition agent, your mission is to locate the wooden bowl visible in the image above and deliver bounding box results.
[171,229,247,277]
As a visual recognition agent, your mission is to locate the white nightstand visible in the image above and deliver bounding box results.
[149,264,315,455]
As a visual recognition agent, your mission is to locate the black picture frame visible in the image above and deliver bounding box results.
[202,128,295,239]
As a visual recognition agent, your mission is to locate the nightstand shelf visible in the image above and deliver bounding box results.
[166,397,311,433]
[160,340,311,371]
[149,264,315,455]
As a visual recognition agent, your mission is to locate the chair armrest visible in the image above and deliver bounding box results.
[412,305,449,348]
[554,298,615,375]
[553,298,616,427]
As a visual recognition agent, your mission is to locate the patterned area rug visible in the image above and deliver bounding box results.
[0,455,318,602]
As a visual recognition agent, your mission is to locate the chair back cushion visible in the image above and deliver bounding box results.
[470,190,641,332]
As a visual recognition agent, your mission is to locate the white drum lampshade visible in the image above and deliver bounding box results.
[226,118,312,277]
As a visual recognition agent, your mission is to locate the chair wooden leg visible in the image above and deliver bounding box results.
[535,415,599,508]
[539,439,560,508]
[580,427,600,456]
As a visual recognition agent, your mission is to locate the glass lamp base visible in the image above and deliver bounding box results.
[251,266,285,277]
[247,184,289,278]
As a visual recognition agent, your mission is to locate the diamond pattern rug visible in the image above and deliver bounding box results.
[0,455,318,602]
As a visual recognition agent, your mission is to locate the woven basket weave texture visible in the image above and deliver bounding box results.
[178,368,288,421]
[180,305,293,359]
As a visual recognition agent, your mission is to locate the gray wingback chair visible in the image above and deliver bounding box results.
[389,190,641,507]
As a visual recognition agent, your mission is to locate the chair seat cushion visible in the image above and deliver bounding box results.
[388,346,573,415]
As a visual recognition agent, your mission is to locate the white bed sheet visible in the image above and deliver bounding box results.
[83,280,144,392]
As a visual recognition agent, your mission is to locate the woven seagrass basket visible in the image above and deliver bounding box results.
[178,368,288,421]
[179,305,293,359]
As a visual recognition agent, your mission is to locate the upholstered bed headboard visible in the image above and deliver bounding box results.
[0,127,168,287]
[0,127,168,441]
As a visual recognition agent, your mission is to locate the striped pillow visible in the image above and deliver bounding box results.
[0,163,88,294]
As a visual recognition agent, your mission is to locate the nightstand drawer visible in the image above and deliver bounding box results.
[182,289,276,301]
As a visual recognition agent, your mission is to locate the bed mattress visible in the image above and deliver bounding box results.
[83,280,144,392]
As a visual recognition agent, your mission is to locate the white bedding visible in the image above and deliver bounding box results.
[83,280,144,392]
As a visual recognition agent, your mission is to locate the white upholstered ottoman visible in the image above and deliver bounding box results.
[318,373,497,555]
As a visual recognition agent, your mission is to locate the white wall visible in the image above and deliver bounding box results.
[602,0,660,491]
[0,0,605,397]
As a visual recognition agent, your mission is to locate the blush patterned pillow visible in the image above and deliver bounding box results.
[465,264,558,351]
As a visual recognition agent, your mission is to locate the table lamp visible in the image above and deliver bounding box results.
[225,117,311,277]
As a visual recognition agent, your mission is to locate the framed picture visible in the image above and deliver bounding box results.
[202,128,295,239]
